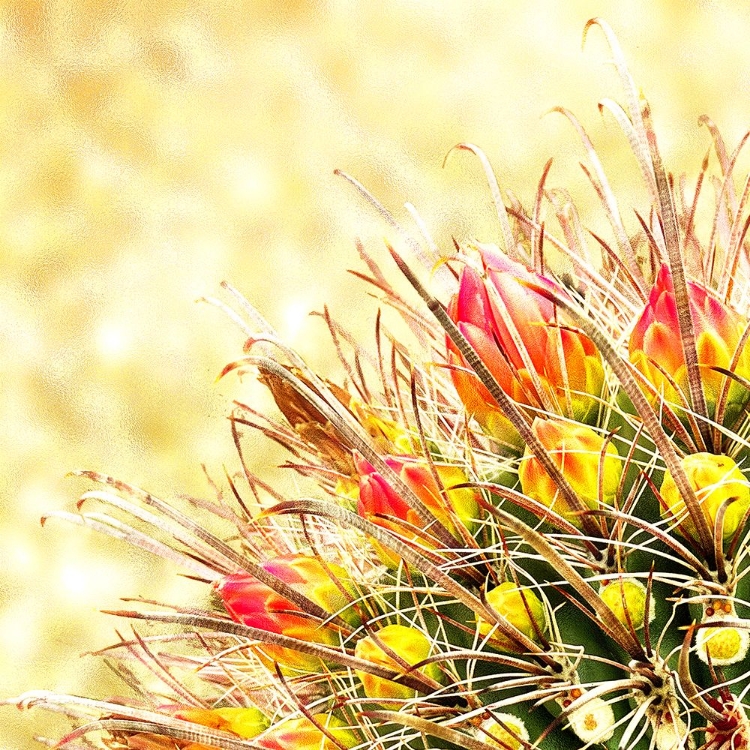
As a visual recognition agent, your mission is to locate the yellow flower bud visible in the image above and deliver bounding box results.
[173,706,269,740]
[518,418,622,527]
[475,714,529,749]
[350,399,416,454]
[659,453,750,541]
[599,578,654,630]
[698,626,748,664]
[354,624,443,700]
[256,715,358,750]
[479,581,547,651]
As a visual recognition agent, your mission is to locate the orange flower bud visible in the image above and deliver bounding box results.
[629,263,750,426]
[356,454,479,566]
[123,705,269,750]
[174,706,269,739]
[354,624,444,700]
[447,244,604,442]
[255,715,358,750]
[659,453,750,542]
[518,418,621,526]
[214,554,360,671]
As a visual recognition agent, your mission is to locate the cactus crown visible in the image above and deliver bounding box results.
[11,18,750,750]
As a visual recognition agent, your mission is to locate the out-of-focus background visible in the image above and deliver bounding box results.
[3,1,750,746]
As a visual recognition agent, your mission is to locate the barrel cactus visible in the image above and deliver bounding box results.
[11,18,750,750]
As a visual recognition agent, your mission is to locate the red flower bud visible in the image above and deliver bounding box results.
[447,245,604,442]
[629,264,750,425]
[215,554,360,671]
[356,454,478,566]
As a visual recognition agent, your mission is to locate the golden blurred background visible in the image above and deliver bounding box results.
[3,1,750,746]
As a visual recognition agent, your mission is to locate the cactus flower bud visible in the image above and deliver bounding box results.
[215,554,360,670]
[174,706,269,739]
[629,263,750,426]
[599,577,654,630]
[659,453,750,542]
[697,623,750,666]
[124,705,269,749]
[475,714,529,749]
[356,454,479,566]
[479,581,547,651]
[518,418,622,526]
[354,624,444,700]
[447,244,604,442]
[255,715,358,750]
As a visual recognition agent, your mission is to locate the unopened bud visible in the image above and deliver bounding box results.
[214,554,360,671]
[475,714,529,749]
[354,624,443,700]
[659,453,750,542]
[519,418,621,527]
[256,714,357,750]
[696,599,750,666]
[480,581,546,651]
[599,578,654,630]
[175,706,269,739]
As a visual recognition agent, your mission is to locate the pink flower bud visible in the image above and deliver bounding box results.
[629,263,750,425]
[447,245,604,442]
[356,454,479,566]
[215,554,360,671]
